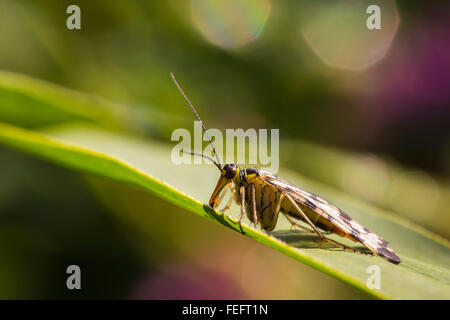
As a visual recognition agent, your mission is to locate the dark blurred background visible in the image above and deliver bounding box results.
[0,0,448,298]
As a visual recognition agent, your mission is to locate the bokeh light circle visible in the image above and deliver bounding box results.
[190,0,271,49]
[300,0,400,71]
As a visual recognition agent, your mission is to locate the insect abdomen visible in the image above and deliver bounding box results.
[244,179,280,232]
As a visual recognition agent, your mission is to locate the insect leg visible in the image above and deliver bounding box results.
[284,194,369,255]
[220,184,235,213]
[283,212,316,233]
[274,193,284,215]
[277,193,314,232]
[239,186,246,226]
[250,184,258,228]
[215,183,230,208]
[275,194,293,231]
[214,183,235,213]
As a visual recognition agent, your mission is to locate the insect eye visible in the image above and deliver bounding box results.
[223,164,237,178]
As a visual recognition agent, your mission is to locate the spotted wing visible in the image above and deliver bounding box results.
[258,169,401,264]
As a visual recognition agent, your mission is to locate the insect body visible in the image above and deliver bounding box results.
[171,73,401,265]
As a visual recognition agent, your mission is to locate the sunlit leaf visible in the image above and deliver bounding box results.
[0,122,448,299]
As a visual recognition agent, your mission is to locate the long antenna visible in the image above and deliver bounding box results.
[170,72,222,170]
[181,150,221,170]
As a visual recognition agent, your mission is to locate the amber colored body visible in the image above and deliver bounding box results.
[209,164,400,264]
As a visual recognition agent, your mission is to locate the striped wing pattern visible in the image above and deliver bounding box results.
[258,169,401,264]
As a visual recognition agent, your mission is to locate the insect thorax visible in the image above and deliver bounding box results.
[231,167,260,187]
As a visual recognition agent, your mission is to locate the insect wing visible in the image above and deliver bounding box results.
[258,169,401,264]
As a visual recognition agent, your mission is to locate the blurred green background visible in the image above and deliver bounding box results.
[0,0,448,298]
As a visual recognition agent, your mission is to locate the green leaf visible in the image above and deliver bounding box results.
[0,122,449,299]
[0,71,185,136]
[0,71,123,128]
